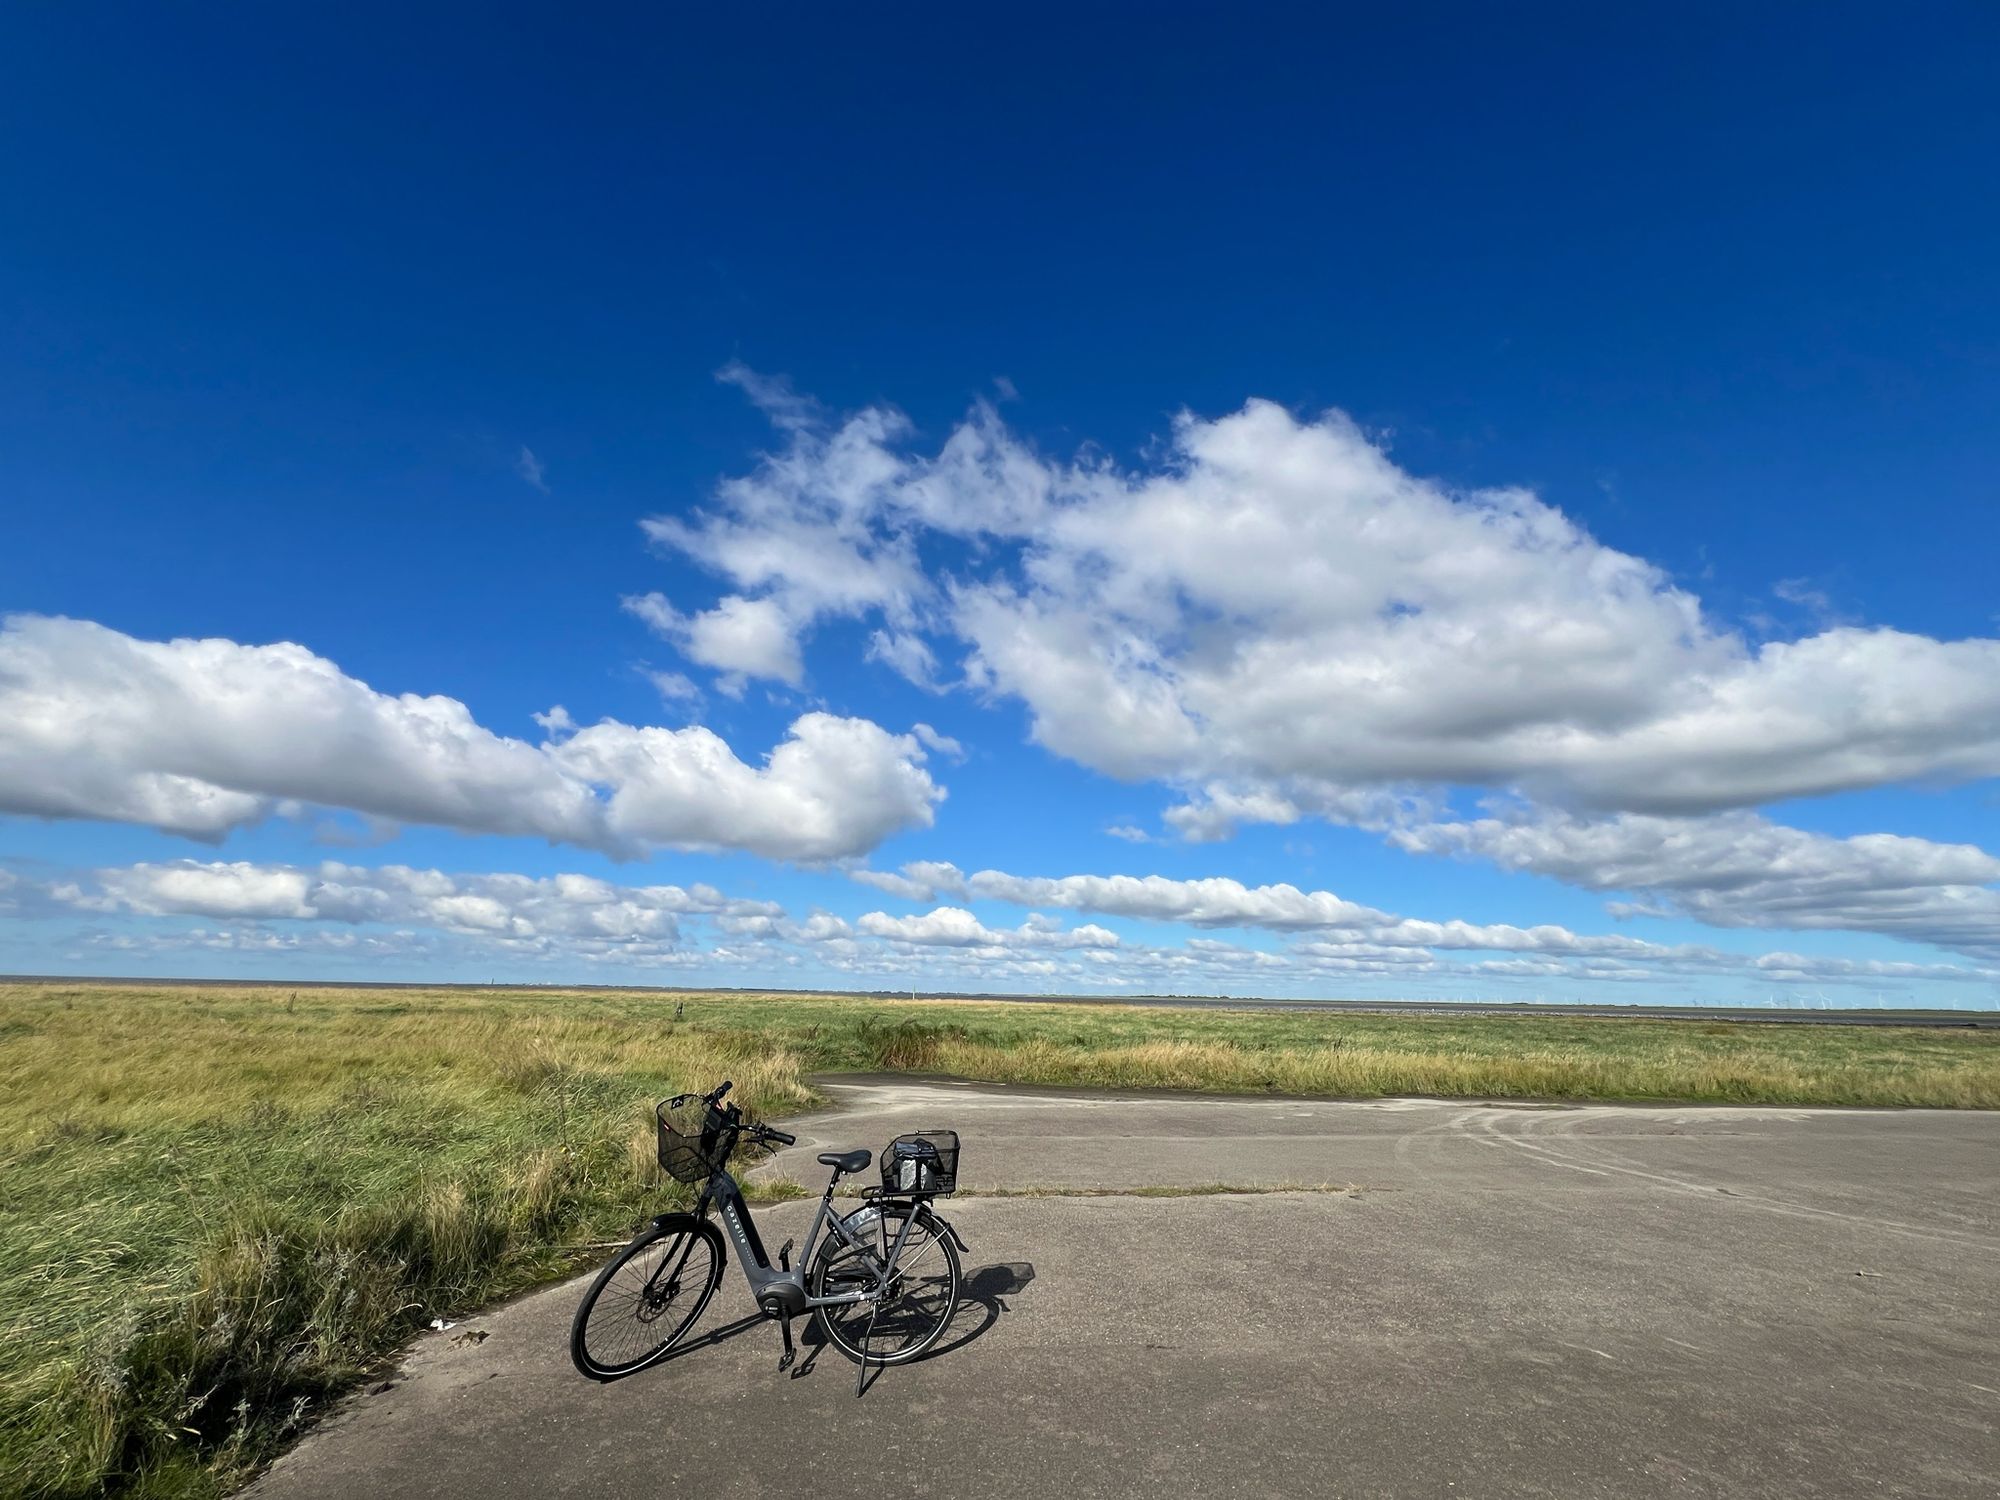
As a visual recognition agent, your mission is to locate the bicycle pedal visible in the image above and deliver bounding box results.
[777,1237,793,1271]
[777,1348,794,1373]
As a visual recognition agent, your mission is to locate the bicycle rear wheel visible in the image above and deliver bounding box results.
[570,1214,723,1380]
[809,1203,961,1366]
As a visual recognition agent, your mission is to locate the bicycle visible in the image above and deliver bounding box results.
[570,1079,967,1393]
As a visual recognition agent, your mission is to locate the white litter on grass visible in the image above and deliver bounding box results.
[428,1318,456,1331]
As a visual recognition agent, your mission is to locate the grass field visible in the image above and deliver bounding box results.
[2,980,1996,1498]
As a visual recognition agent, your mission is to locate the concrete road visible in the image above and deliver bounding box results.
[249,1081,1999,1499]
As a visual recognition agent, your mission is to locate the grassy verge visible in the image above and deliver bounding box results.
[1,981,1994,1497]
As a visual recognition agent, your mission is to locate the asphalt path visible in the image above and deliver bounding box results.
[249,1080,1999,1499]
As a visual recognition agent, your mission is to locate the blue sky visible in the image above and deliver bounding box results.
[2,6,1997,1006]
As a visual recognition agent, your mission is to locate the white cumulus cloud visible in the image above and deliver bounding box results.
[0,614,942,861]
[555,712,944,862]
[961,870,1390,931]
[848,853,2000,971]
[77,859,783,954]
[22,856,1995,997]
[857,905,1120,950]
[1393,807,2000,961]
[651,381,2000,819]
[623,592,805,691]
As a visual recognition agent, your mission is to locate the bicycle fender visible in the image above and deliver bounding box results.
[921,1206,970,1253]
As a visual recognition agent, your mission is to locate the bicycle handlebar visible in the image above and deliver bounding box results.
[702,1081,797,1145]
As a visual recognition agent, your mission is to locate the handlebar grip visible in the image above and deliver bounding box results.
[711,1080,733,1101]
[766,1129,797,1146]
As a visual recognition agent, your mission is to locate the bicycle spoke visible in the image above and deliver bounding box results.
[813,1208,959,1368]
[575,1226,717,1375]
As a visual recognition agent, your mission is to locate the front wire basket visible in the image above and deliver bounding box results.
[655,1093,737,1185]
[879,1129,960,1196]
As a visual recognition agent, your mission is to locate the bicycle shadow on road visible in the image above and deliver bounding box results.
[629,1262,1038,1393]
[651,1310,769,1366]
[921,1261,1036,1361]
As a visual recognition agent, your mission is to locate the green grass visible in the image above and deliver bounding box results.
[1,981,1994,1498]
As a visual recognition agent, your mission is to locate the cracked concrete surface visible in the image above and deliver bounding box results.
[248,1081,1999,1499]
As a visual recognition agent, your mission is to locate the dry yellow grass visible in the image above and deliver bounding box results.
[904,1033,2000,1109]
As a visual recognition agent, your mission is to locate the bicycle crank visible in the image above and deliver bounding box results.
[761,1294,797,1372]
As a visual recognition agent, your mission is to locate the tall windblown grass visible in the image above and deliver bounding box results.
[0,989,810,1499]
[1,981,1993,1497]
[889,1032,2000,1108]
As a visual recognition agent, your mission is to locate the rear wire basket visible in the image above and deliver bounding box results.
[880,1130,960,1196]
[656,1094,737,1185]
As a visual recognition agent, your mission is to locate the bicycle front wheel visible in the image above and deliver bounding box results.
[809,1203,961,1366]
[570,1214,723,1381]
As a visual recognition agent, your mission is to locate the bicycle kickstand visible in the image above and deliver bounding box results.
[855,1304,877,1398]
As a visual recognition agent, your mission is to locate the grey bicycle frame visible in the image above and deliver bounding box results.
[692,1168,924,1319]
